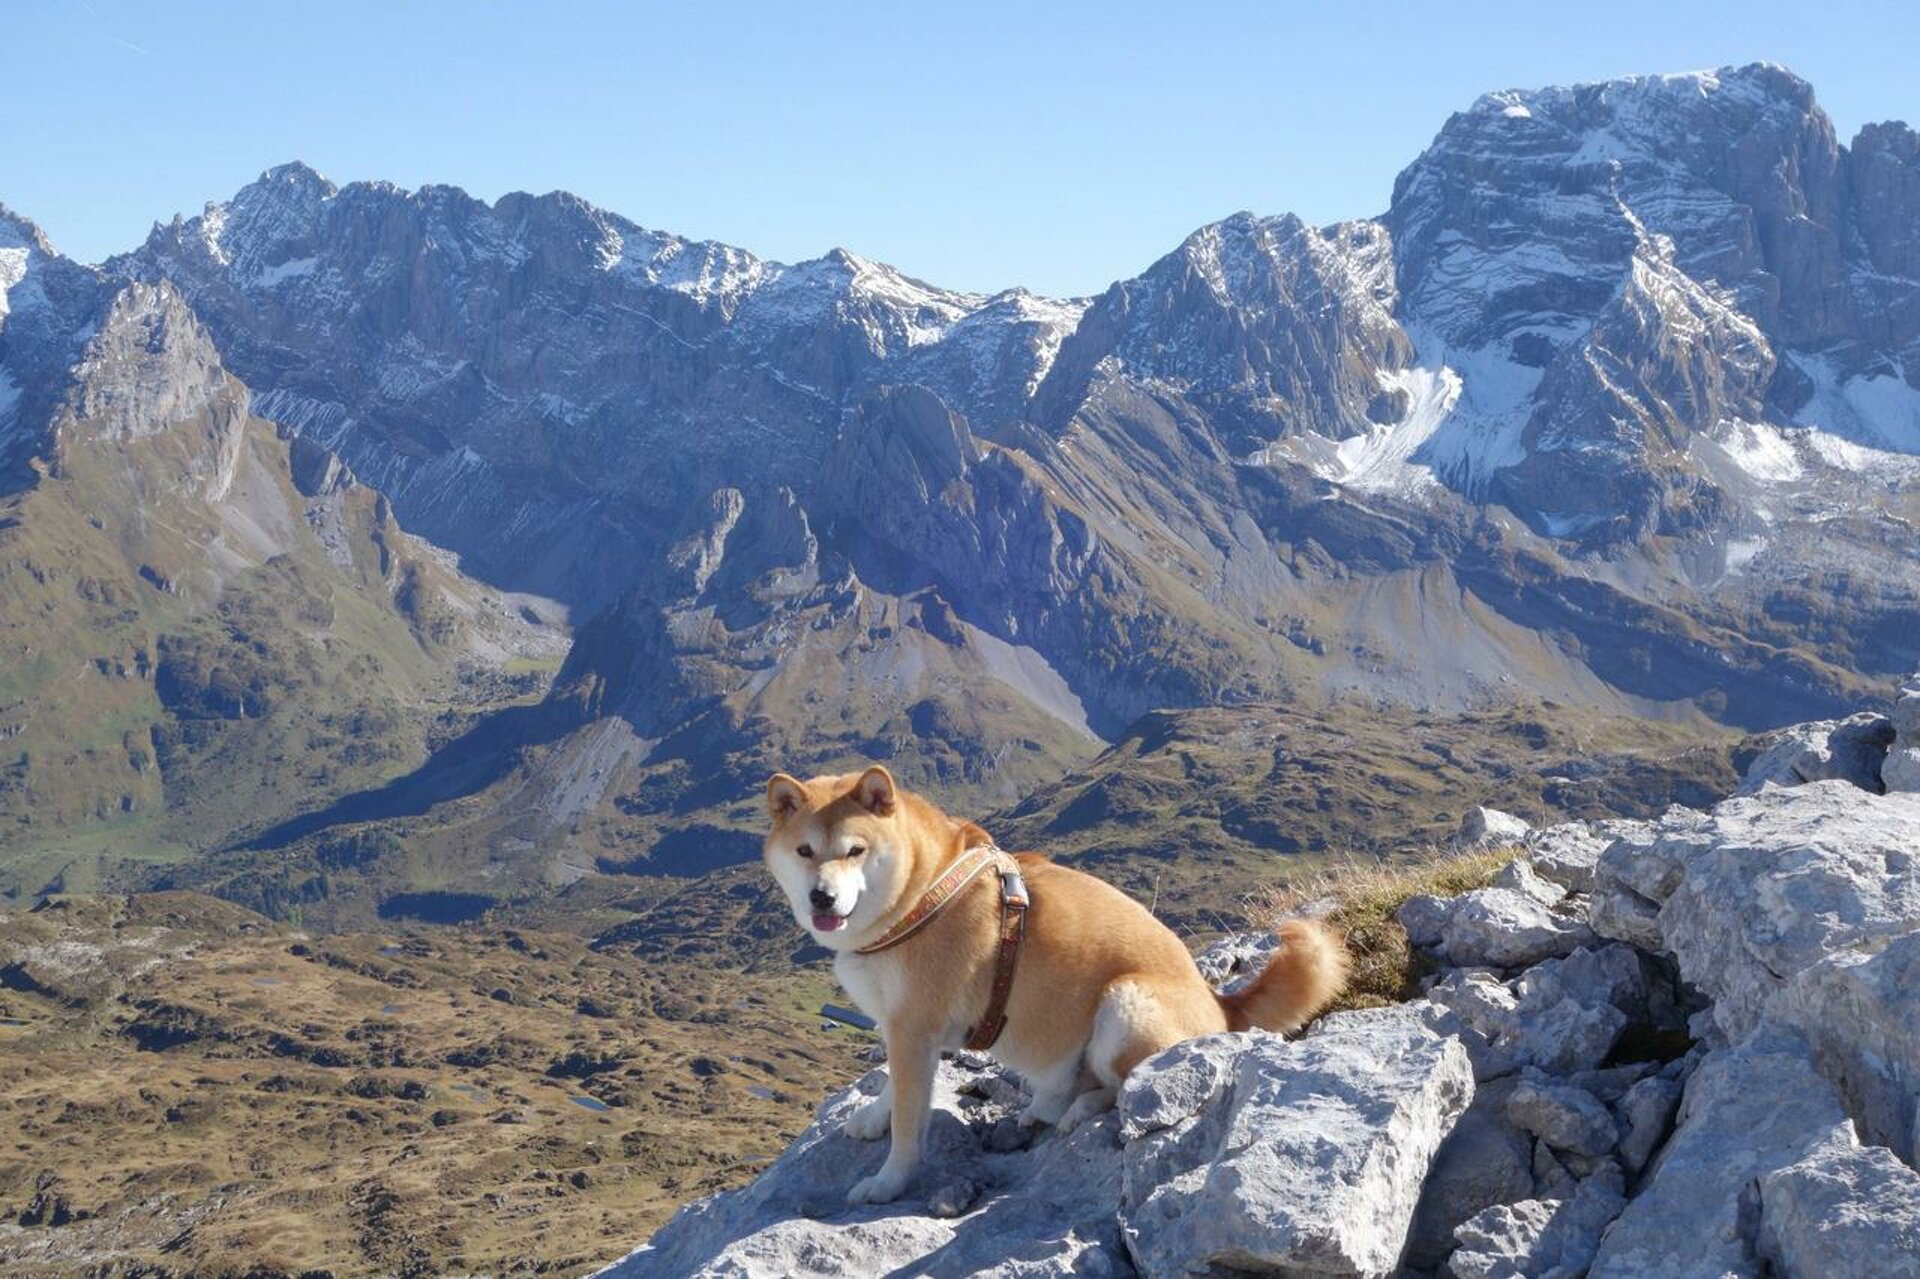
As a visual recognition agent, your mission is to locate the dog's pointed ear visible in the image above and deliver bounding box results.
[853,764,897,815]
[767,773,806,822]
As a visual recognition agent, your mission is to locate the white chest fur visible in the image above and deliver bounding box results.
[834,949,905,1025]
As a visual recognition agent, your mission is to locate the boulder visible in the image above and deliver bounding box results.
[1505,1073,1618,1158]
[1588,1031,1852,1279]
[1422,946,1658,1081]
[1405,1075,1535,1270]
[1772,928,1920,1163]
[1423,969,1522,1080]
[1120,1008,1474,1279]
[1758,1139,1920,1278]
[599,1058,1128,1277]
[1491,858,1566,906]
[1525,820,1647,895]
[1655,782,1920,1040]
[1589,815,1693,951]
[1439,887,1596,970]
[1886,686,1920,794]
[1735,712,1894,796]
[1461,806,1532,849]
[1504,946,1646,1075]
[1446,1199,1559,1279]
[1612,1074,1683,1175]
[1397,893,1453,949]
[1445,1165,1625,1279]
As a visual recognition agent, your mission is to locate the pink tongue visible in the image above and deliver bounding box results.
[812,912,846,932]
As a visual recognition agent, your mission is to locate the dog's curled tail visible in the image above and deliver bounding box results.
[1216,918,1350,1034]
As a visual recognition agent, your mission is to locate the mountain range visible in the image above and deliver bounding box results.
[3,62,1917,926]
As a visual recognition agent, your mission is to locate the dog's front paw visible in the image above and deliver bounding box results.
[843,1100,890,1141]
[847,1167,908,1206]
[1055,1088,1116,1136]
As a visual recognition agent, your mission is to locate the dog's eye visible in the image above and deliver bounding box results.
[846,845,867,859]
[796,844,814,860]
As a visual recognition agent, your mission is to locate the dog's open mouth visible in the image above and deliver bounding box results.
[811,911,847,932]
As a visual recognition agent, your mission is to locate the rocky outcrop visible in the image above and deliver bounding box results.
[606,1010,1472,1279]
[606,685,1920,1278]
[1734,711,1896,795]
[1120,1015,1472,1277]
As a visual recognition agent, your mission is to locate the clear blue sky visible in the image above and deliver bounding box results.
[13,1,1920,297]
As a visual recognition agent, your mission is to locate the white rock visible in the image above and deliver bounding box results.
[1424,969,1522,1080]
[1656,783,1920,1041]
[600,1059,1128,1277]
[1758,1138,1920,1278]
[1446,1165,1625,1279]
[1506,1073,1618,1158]
[1441,887,1597,969]
[1444,1197,1559,1279]
[1398,893,1453,949]
[1462,806,1533,848]
[1613,1074,1683,1175]
[1526,820,1647,894]
[1405,1076,1535,1270]
[1492,857,1566,906]
[1192,930,1281,991]
[1735,712,1894,796]
[1772,929,1920,1164]
[1887,688,1920,793]
[1886,744,1920,793]
[1588,1031,1853,1279]
[1504,946,1646,1075]
[1120,1007,1474,1279]
[1588,813,1695,951]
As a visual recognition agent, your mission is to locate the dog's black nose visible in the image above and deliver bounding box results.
[809,886,835,911]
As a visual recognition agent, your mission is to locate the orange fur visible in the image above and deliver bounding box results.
[760,765,1350,1205]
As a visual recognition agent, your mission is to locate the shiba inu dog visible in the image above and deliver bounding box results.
[763,764,1349,1206]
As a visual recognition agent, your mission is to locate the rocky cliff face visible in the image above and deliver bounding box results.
[602,680,1920,1278]
[0,275,562,890]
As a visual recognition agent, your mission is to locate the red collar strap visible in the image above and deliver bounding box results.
[852,844,1030,1052]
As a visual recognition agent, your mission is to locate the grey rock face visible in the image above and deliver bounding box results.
[1435,884,1597,969]
[1526,821,1644,895]
[0,205,112,484]
[57,281,249,502]
[1886,686,1920,794]
[1588,1031,1851,1279]
[1120,1010,1474,1279]
[1735,711,1895,795]
[1445,1167,1625,1279]
[1652,782,1920,1040]
[1034,213,1411,453]
[1612,1074,1683,1175]
[1772,929,1920,1164]
[600,1059,1129,1278]
[1505,1074,1618,1158]
[1405,1075,1535,1270]
[1757,1139,1920,1279]
[1505,946,1647,1075]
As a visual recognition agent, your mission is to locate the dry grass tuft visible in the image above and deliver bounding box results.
[1255,845,1521,1015]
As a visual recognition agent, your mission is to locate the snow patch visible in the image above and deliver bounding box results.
[1723,535,1766,575]
[1709,421,1804,484]
[0,246,27,323]
[1793,356,1920,455]
[252,255,317,288]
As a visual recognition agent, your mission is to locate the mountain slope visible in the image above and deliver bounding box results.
[0,279,562,898]
[0,63,1916,915]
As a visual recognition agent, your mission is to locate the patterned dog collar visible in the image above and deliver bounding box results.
[852,843,1029,1053]
[854,844,1001,955]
